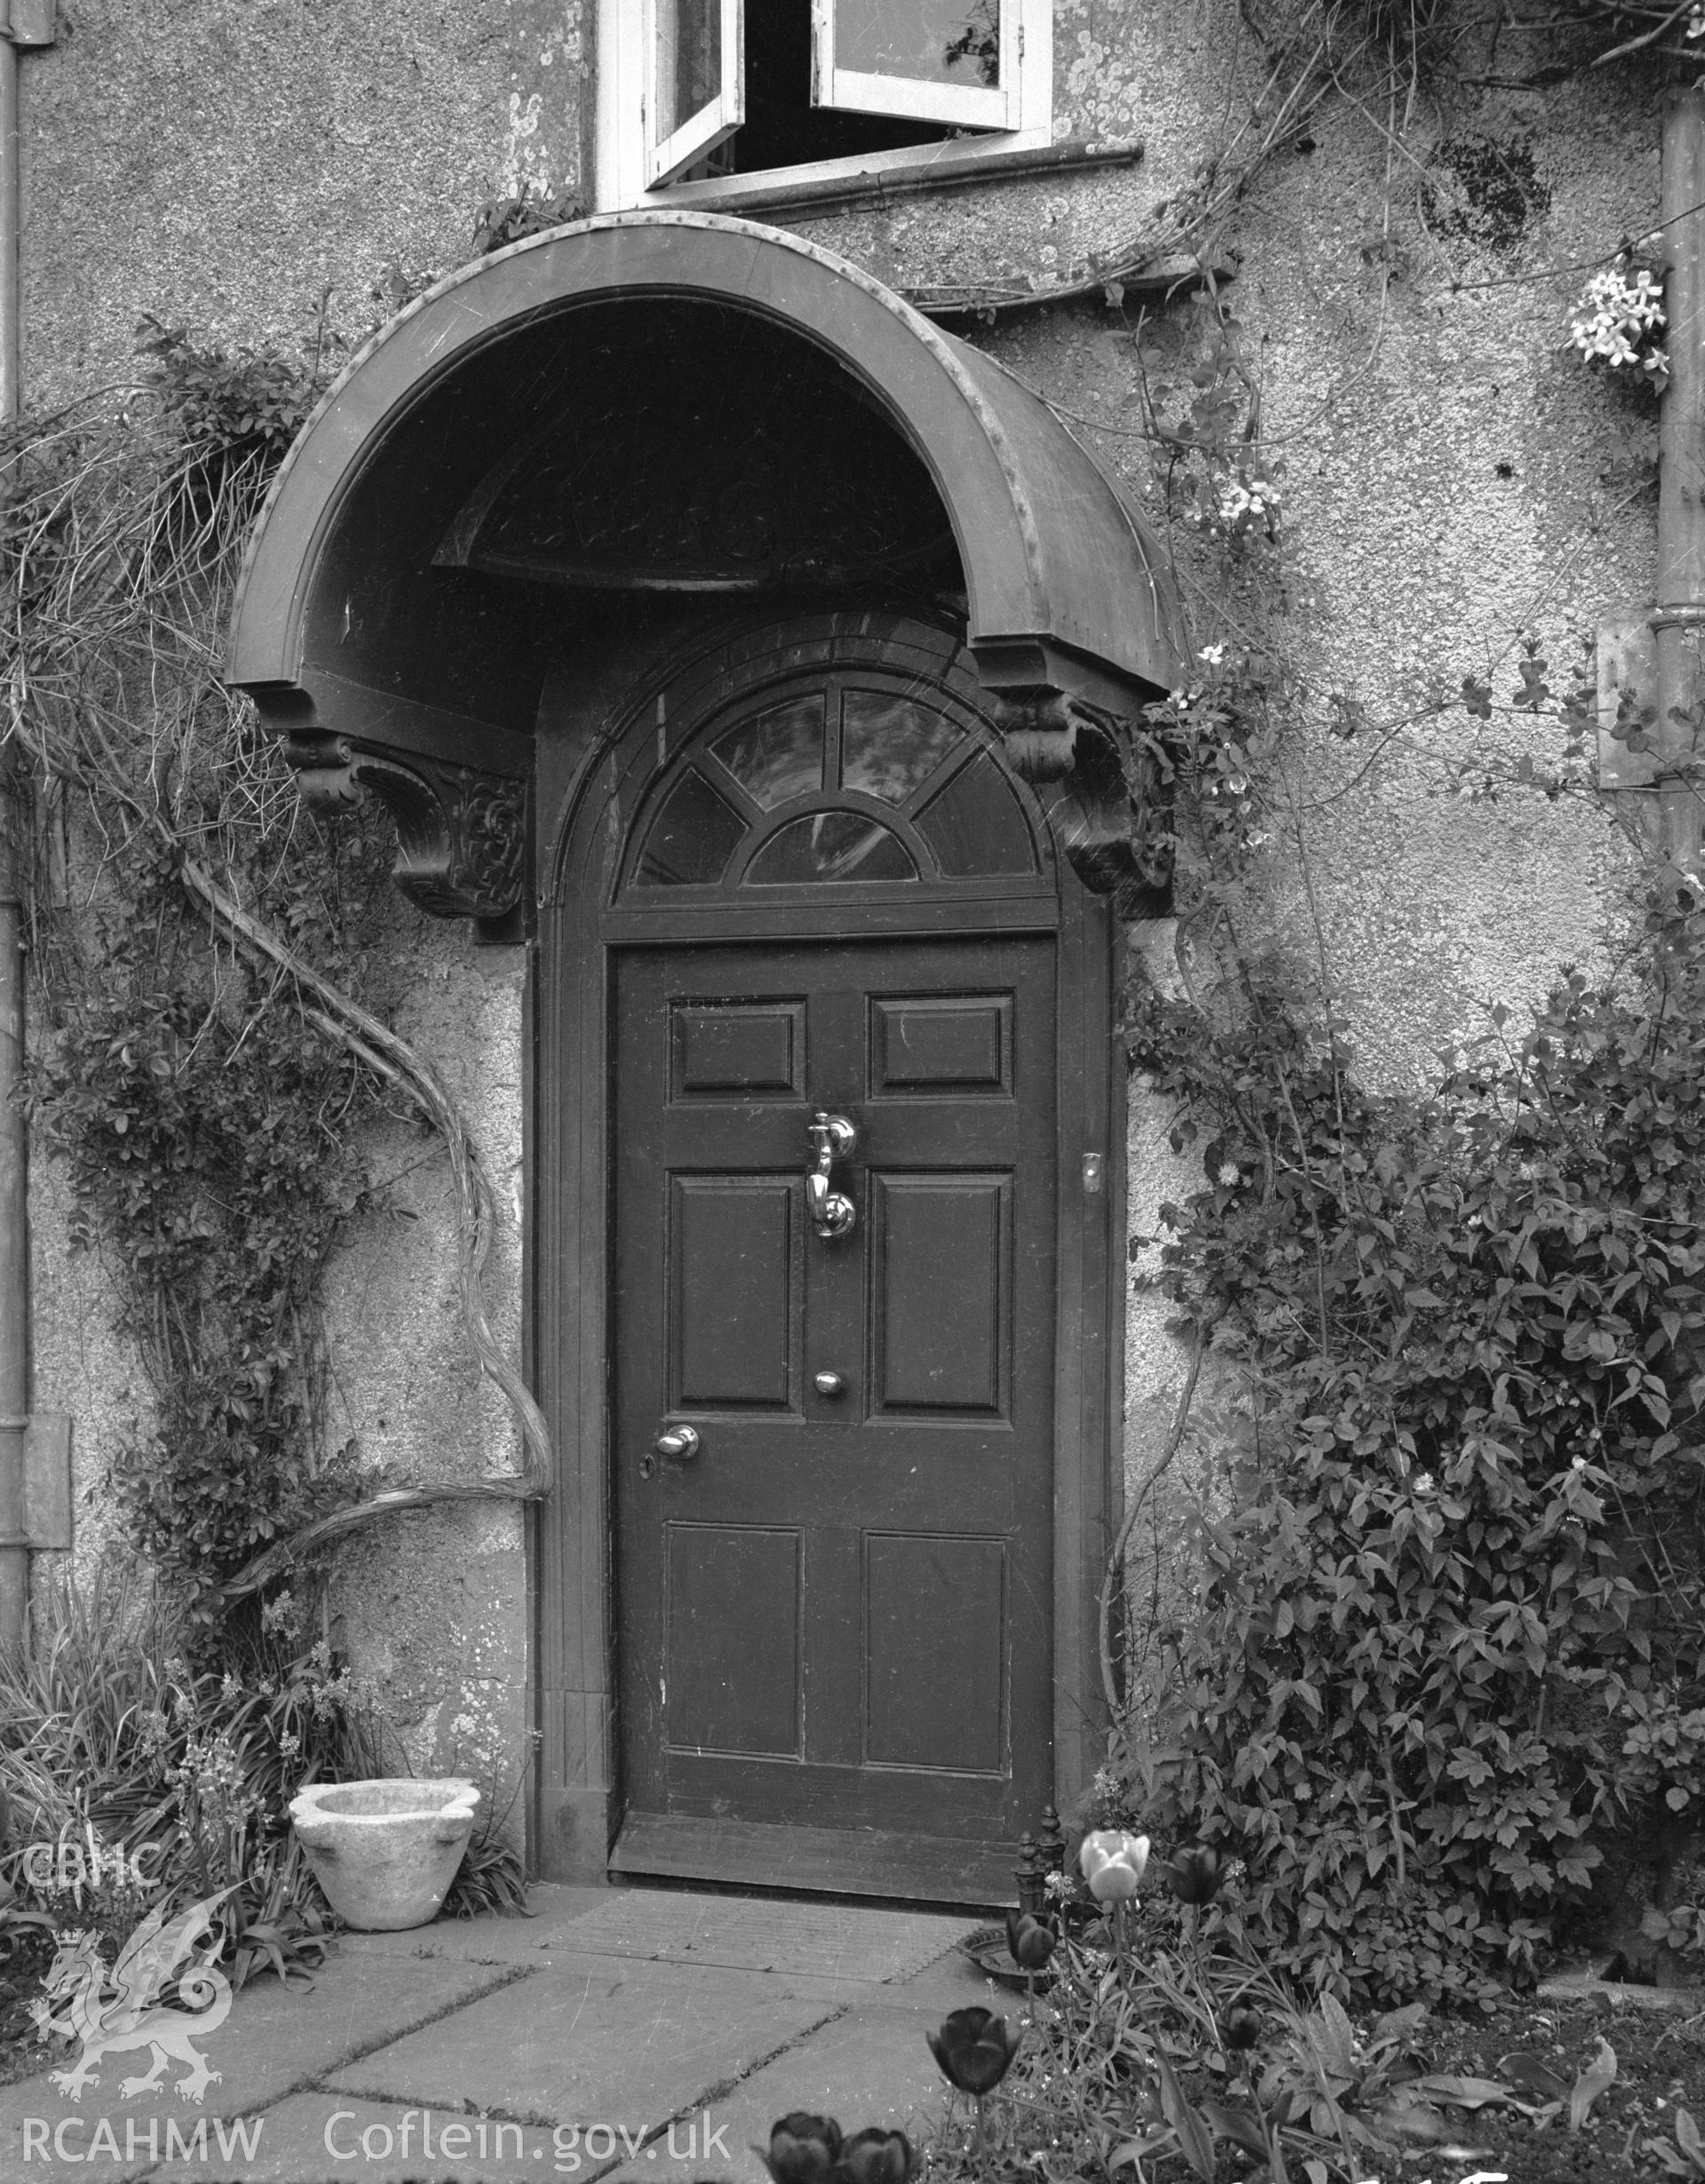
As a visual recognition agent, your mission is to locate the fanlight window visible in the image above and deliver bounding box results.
[625,684,1040,892]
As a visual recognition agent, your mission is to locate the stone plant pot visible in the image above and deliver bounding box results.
[289,1777,481,1932]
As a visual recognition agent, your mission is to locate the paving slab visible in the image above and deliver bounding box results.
[0,1950,523,2179]
[604,2000,967,2184]
[343,1886,611,1965]
[524,1893,971,1982]
[889,1940,1011,2016]
[145,2092,572,2183]
[324,1954,845,2132]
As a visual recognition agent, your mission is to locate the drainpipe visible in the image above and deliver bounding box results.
[0,2,56,1656]
[1658,89,1705,886]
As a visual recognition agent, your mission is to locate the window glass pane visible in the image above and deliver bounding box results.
[632,768,746,886]
[836,0,1001,89]
[916,752,1038,876]
[711,696,826,810]
[746,812,918,884]
[657,0,723,139]
[841,691,963,806]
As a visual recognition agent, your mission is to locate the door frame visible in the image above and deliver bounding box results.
[528,612,1128,1888]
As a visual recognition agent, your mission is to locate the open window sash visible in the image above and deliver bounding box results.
[811,0,1018,131]
[646,0,744,187]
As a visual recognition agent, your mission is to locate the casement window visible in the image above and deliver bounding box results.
[598,0,1053,209]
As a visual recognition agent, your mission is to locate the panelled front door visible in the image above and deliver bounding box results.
[611,933,1056,1899]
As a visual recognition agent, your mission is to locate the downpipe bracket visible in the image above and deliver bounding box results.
[0,1412,73,1550]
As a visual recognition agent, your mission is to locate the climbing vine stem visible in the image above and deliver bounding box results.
[3,322,550,1642]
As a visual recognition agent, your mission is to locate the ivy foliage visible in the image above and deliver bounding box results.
[11,320,398,1641]
[1123,888,1705,2004]
[33,839,388,1631]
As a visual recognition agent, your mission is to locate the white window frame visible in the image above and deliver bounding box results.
[598,0,1052,213]
[647,0,745,187]
[811,0,1018,132]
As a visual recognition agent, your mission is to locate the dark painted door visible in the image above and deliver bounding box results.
[611,934,1056,1898]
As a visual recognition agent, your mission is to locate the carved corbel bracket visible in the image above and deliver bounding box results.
[282,730,528,921]
[994,691,1172,897]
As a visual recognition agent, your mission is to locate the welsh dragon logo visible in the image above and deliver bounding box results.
[28,1886,235,2104]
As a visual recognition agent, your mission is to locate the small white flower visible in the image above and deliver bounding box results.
[1412,1471,1435,1495]
[1571,258,1667,377]
[1217,1162,1241,1186]
[1198,643,1225,665]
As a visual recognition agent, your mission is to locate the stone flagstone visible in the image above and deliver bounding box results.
[536,1892,971,1982]
[147,2092,559,2184]
[605,2000,968,2184]
[324,1954,846,2133]
[0,1950,522,2179]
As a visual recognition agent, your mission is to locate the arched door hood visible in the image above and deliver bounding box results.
[226,212,1186,919]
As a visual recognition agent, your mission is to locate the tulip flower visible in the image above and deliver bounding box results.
[761,2114,842,2184]
[1166,1846,1221,1906]
[1222,2004,1263,2052]
[927,2006,1022,2095]
[928,2008,1022,2156]
[1003,1908,1057,1972]
[839,2127,915,2184]
[1078,1829,1150,1902]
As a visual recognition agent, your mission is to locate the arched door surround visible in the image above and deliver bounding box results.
[225,212,1184,925]
[220,214,1189,1894]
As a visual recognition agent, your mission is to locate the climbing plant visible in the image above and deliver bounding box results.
[3,311,549,1648]
[1099,585,1705,2003]
[1074,45,1705,1985]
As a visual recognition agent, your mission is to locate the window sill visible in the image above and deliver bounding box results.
[632,136,1145,222]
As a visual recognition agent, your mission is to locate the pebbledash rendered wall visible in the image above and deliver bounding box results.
[20,0,592,1801]
[18,2,1657,1820]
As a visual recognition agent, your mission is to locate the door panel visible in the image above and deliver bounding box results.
[865,1532,1007,1772]
[665,1524,803,1757]
[613,934,1056,1885]
[870,1174,1009,1415]
[669,1178,799,1409]
[672,1001,805,1099]
[870,994,1011,1093]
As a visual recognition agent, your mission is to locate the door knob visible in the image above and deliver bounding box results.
[641,1424,701,1479]
[813,1370,846,1397]
[806,1112,857,1240]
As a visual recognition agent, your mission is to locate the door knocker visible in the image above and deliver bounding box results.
[806,1112,857,1240]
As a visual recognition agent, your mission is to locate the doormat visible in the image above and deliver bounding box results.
[556,1890,973,1982]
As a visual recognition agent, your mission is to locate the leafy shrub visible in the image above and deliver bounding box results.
[1121,886,1705,2001]
[134,314,320,460]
